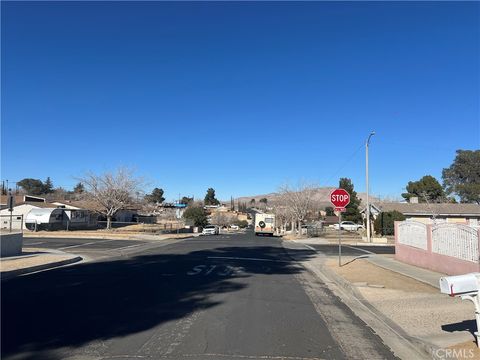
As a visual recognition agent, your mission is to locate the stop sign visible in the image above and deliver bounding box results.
[330,188,350,211]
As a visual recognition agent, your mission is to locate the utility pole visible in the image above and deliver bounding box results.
[366,131,375,243]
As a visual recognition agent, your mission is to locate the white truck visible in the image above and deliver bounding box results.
[255,213,275,236]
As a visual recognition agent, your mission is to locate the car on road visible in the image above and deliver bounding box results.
[229,224,239,230]
[332,221,364,231]
[202,225,220,235]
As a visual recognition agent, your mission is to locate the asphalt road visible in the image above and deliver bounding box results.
[309,244,395,256]
[2,231,397,360]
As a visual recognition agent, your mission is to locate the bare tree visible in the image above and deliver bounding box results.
[278,182,315,237]
[271,203,293,234]
[78,167,144,230]
[211,212,237,228]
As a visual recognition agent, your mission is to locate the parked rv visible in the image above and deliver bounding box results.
[255,213,275,236]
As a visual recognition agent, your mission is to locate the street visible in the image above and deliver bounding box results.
[2,231,397,360]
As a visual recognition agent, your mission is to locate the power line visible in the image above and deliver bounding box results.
[320,143,364,187]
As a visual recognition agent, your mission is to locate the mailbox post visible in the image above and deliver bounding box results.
[440,273,480,347]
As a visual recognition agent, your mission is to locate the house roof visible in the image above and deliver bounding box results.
[51,199,140,212]
[19,202,64,209]
[371,202,480,216]
[0,194,46,205]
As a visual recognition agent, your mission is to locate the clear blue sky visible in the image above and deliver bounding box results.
[2,1,479,201]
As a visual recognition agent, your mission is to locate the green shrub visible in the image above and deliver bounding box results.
[374,211,406,235]
[183,206,208,227]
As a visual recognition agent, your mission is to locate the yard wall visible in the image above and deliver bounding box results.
[395,221,480,275]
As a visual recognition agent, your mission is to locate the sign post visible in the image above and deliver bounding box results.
[330,188,351,267]
[7,189,14,232]
[338,212,342,266]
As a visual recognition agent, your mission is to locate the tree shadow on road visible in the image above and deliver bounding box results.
[1,245,314,360]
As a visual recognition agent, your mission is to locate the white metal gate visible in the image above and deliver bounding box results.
[432,223,479,263]
[397,221,428,250]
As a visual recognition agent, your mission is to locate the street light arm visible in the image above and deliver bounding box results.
[366,131,376,146]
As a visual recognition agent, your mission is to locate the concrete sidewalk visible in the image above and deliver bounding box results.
[1,248,82,280]
[290,236,395,246]
[282,240,478,359]
[367,254,443,289]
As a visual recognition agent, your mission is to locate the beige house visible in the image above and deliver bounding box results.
[363,202,480,226]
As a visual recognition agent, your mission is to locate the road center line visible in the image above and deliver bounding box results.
[115,243,145,251]
[303,244,317,252]
[207,256,289,263]
[343,245,375,255]
[58,239,119,250]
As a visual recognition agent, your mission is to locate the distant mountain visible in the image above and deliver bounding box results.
[233,187,379,208]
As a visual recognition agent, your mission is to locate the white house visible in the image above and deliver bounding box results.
[0,198,97,231]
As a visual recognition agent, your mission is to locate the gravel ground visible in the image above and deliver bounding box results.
[326,258,475,347]
[448,341,480,359]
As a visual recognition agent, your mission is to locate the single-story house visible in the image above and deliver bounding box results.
[0,198,97,231]
[0,202,55,230]
[361,202,480,226]
[322,215,340,225]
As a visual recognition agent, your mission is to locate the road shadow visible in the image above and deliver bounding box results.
[1,245,314,359]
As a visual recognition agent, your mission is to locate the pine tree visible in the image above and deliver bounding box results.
[339,178,362,223]
[73,182,85,194]
[204,188,220,205]
[43,177,54,194]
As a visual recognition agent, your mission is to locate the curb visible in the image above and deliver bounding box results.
[281,242,436,360]
[1,255,83,281]
[319,263,442,359]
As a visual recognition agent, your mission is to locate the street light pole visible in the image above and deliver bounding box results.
[366,131,375,243]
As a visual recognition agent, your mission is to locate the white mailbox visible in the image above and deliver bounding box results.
[440,273,480,296]
[440,272,480,348]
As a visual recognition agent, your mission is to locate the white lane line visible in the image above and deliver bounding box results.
[303,244,317,252]
[115,243,145,251]
[58,239,118,250]
[207,256,289,263]
[343,245,375,255]
[58,242,97,250]
[24,242,45,246]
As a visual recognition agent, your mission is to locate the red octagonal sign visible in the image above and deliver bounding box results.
[330,188,350,212]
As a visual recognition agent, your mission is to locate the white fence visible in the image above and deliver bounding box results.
[397,221,428,250]
[0,214,24,232]
[432,223,479,263]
